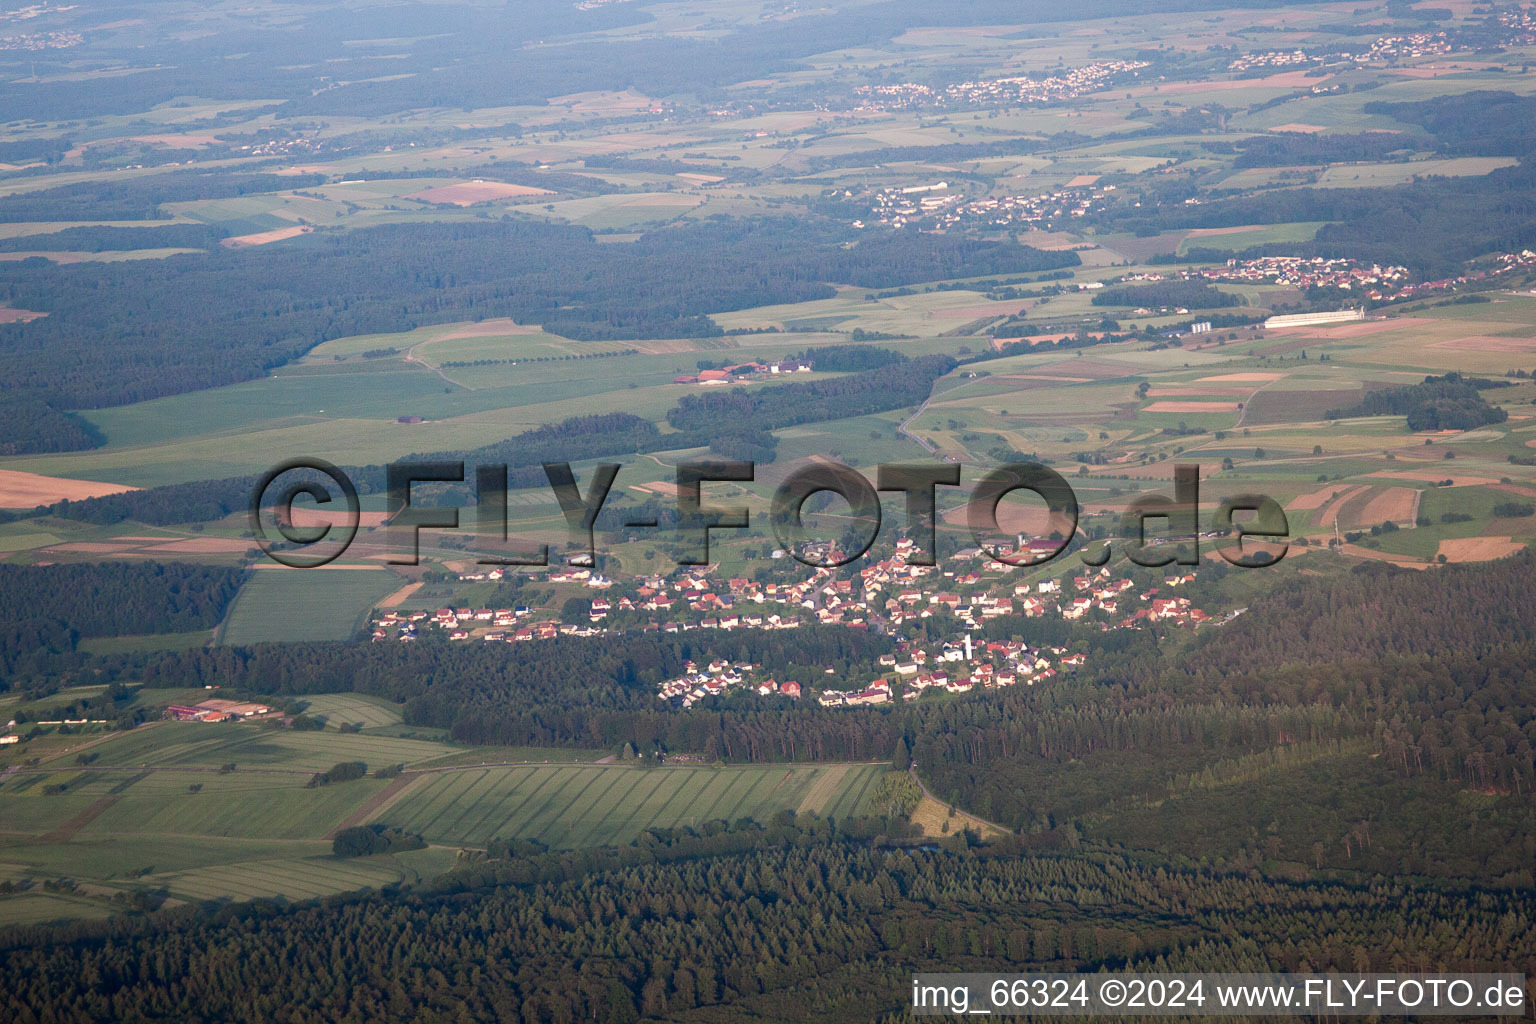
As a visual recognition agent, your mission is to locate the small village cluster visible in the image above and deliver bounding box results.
[812,634,1082,708]
[854,60,1149,111]
[656,661,800,709]
[1497,6,1536,41]
[1125,257,1412,294]
[1385,250,1536,302]
[1228,30,1452,72]
[1116,251,1536,305]
[366,538,1212,711]
[1225,50,1318,73]
[0,28,78,49]
[238,136,325,159]
[854,181,1115,232]
[1355,31,1453,61]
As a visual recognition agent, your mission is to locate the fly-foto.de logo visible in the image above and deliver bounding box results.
[249,458,1289,570]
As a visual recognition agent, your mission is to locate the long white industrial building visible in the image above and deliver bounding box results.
[1263,309,1365,329]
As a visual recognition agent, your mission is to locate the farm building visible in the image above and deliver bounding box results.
[163,699,271,722]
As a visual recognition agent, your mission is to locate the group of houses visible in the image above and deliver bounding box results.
[854,60,1149,112]
[855,181,1116,233]
[369,533,1215,711]
[1228,30,1452,73]
[655,659,804,709]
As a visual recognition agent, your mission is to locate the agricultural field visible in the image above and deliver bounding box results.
[0,711,886,924]
[217,569,403,645]
[381,762,885,849]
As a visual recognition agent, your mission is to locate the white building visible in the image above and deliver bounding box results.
[1264,309,1364,329]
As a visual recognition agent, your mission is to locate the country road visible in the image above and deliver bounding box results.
[907,763,1011,836]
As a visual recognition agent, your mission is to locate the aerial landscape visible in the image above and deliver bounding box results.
[0,0,1534,1019]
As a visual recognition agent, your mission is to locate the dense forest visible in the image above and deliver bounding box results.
[0,563,245,679]
[1228,130,1420,168]
[1,820,1530,1022]
[1090,280,1234,310]
[0,398,103,457]
[1325,372,1509,430]
[0,224,229,253]
[1363,91,1536,158]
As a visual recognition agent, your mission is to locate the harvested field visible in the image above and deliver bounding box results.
[630,481,685,498]
[221,226,309,248]
[1195,372,1284,383]
[1064,174,1100,187]
[1286,484,1351,511]
[288,508,390,528]
[1356,486,1418,526]
[432,318,544,341]
[940,496,1071,538]
[0,307,46,323]
[1316,485,1371,527]
[0,469,137,507]
[1145,386,1253,397]
[406,181,554,205]
[1143,401,1240,413]
[1437,536,1525,562]
[378,581,424,608]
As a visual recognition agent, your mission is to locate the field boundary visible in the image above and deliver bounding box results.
[325,773,424,839]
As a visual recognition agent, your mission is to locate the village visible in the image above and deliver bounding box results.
[853,180,1116,232]
[1227,30,1453,73]
[853,60,1149,112]
[1113,250,1536,304]
[368,536,1211,711]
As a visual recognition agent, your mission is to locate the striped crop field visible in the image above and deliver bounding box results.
[380,763,886,849]
[145,848,459,903]
[83,722,454,772]
[78,773,392,841]
[297,694,404,730]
